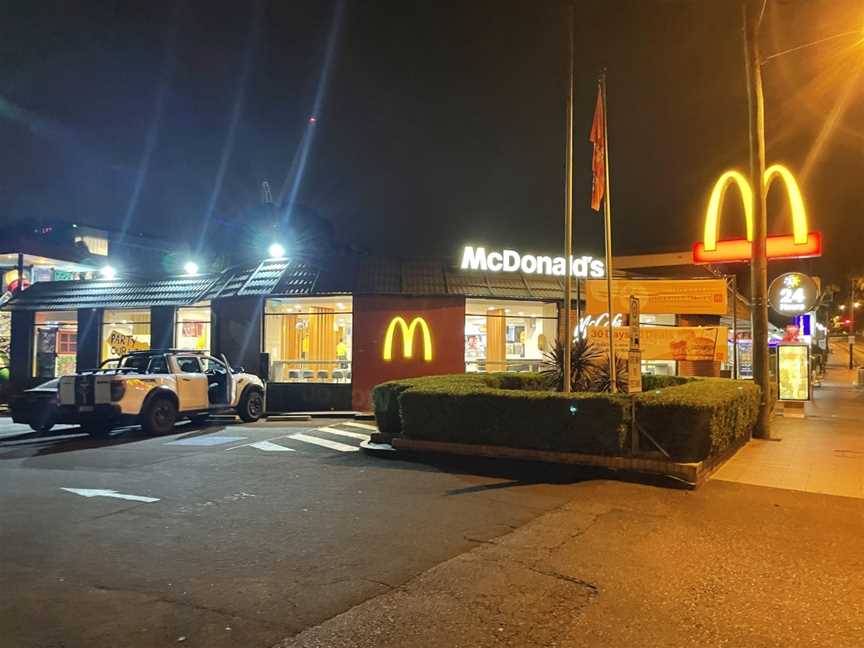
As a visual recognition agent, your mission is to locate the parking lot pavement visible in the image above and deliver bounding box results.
[0,416,593,648]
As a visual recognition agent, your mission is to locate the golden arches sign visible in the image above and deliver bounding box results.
[382,316,433,362]
[695,163,821,264]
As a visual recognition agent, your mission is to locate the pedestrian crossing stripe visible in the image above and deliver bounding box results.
[289,432,359,452]
[315,426,370,441]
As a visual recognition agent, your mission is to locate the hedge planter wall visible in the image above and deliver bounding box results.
[636,380,760,462]
[372,373,760,463]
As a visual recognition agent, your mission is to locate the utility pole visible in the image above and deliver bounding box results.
[850,279,857,370]
[562,3,575,394]
[743,1,771,438]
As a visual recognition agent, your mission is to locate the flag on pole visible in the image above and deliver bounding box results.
[589,84,605,212]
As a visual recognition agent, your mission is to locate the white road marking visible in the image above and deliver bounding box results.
[316,426,370,441]
[343,421,378,431]
[61,488,159,503]
[247,440,296,452]
[289,433,359,452]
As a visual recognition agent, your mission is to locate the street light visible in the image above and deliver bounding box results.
[183,261,199,276]
[268,243,286,259]
[100,265,117,280]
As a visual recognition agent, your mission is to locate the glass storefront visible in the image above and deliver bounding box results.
[175,303,211,352]
[102,309,151,360]
[465,299,558,372]
[264,296,352,383]
[33,311,77,378]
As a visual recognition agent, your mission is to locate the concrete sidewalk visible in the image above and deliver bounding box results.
[274,479,864,648]
[713,359,864,498]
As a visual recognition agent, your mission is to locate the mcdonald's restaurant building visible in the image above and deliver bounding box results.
[2,251,744,412]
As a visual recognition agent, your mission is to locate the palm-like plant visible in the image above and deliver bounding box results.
[541,338,603,392]
[593,355,629,393]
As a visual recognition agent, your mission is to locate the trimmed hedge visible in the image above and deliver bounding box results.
[372,372,760,463]
[372,373,548,437]
[399,385,629,454]
[636,379,760,462]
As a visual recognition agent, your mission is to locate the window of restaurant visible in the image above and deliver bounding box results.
[465,299,558,372]
[264,296,352,383]
[33,311,77,378]
[175,303,211,352]
[102,309,151,360]
[640,313,677,376]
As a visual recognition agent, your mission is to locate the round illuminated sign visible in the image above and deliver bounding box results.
[768,272,819,315]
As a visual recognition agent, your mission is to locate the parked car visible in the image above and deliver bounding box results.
[57,350,265,436]
[9,378,65,432]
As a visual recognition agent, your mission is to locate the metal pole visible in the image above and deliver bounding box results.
[562,4,574,393]
[601,72,616,392]
[743,1,770,437]
[732,274,738,379]
[850,280,856,370]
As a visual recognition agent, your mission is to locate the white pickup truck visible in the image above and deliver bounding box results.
[57,350,265,436]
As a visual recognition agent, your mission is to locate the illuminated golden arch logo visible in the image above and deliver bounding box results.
[694,163,821,264]
[383,316,433,362]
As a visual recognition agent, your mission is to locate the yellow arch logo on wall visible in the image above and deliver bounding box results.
[383,316,433,361]
[694,163,821,264]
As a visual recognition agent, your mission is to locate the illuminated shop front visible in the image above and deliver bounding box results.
[102,309,151,360]
[3,252,746,410]
[33,310,77,378]
[263,296,352,383]
[464,299,558,373]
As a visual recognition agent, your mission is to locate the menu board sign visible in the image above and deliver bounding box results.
[777,344,810,401]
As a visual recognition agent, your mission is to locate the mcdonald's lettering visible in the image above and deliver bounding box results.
[383,316,433,361]
[693,164,822,264]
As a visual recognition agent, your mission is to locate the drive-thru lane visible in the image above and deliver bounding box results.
[0,417,593,648]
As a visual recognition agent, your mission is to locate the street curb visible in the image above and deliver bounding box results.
[362,437,749,488]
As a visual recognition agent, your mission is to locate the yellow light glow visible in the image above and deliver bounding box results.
[703,170,754,252]
[383,316,432,362]
[703,164,810,252]
[763,164,809,245]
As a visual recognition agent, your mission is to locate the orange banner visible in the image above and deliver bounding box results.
[585,279,727,315]
[586,325,728,362]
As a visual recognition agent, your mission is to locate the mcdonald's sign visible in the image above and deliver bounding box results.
[692,164,822,264]
[382,316,433,361]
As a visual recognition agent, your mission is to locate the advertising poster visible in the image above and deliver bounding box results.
[587,325,728,362]
[585,279,728,315]
[777,344,810,401]
[736,340,753,379]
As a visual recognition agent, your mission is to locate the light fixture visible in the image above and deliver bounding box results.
[268,242,286,259]
[100,265,117,280]
[337,302,345,309]
[840,305,847,311]
[183,261,199,276]
[856,302,861,308]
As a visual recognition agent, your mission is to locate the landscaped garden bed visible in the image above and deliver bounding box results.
[371,372,760,466]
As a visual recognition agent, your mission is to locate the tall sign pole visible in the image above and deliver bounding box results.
[562,4,575,394]
[743,1,770,437]
[601,72,617,392]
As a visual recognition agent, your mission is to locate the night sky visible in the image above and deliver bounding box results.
[1,0,861,283]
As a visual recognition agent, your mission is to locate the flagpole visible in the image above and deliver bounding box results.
[562,3,574,394]
[600,71,617,392]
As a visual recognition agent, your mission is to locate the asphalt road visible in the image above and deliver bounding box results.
[0,416,599,648]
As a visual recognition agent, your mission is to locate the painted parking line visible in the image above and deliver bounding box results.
[166,435,247,446]
[315,426,370,441]
[343,421,378,431]
[289,433,359,453]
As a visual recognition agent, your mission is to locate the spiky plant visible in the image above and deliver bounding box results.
[541,337,603,392]
[593,355,630,393]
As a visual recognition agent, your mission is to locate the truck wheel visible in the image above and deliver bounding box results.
[142,396,178,435]
[29,408,56,433]
[237,389,264,423]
